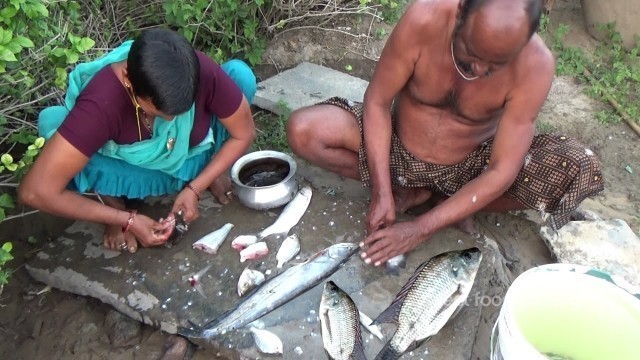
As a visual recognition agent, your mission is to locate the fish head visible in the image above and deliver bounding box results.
[327,243,359,260]
[321,281,346,308]
[449,247,483,282]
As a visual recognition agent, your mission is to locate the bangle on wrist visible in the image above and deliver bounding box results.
[122,210,137,233]
[186,183,201,201]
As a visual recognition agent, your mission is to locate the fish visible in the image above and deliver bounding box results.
[178,242,359,338]
[192,223,234,254]
[258,186,312,240]
[359,311,384,341]
[237,267,266,297]
[373,247,483,360]
[319,281,367,360]
[240,241,269,262]
[231,234,259,251]
[249,327,283,354]
[385,254,407,276]
[276,234,301,268]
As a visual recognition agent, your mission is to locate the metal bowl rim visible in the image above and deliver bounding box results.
[230,150,298,190]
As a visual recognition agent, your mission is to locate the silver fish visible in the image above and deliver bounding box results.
[240,241,269,263]
[385,254,407,276]
[229,187,312,250]
[249,327,283,354]
[359,310,384,341]
[237,267,266,297]
[320,281,366,360]
[179,242,359,338]
[373,247,483,360]
[276,234,301,268]
[192,223,234,254]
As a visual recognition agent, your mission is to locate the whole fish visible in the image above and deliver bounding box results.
[373,247,483,360]
[192,223,234,254]
[320,281,366,360]
[249,327,284,354]
[276,234,301,268]
[178,242,359,338]
[240,241,269,262]
[237,267,266,297]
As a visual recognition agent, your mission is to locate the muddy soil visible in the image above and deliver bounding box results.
[1,1,638,359]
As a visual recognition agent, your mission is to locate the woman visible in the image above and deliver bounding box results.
[19,28,257,253]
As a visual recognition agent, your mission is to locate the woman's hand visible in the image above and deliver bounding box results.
[130,213,172,247]
[172,188,200,223]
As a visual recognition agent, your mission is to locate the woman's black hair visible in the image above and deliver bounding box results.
[127,28,200,115]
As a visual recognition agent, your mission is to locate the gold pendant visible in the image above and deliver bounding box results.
[167,137,176,152]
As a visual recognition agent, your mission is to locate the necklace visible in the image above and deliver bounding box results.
[124,85,153,140]
[451,41,479,81]
[140,111,153,136]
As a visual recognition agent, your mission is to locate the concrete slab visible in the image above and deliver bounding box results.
[540,219,640,288]
[253,62,369,115]
[25,163,494,359]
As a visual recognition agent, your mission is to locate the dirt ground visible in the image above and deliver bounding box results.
[1,0,638,359]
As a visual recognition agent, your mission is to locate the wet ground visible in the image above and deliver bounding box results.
[25,161,499,359]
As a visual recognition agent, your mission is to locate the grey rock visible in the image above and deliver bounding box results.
[253,62,369,114]
[540,219,640,288]
[105,309,142,347]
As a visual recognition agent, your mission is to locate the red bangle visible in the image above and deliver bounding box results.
[122,210,137,233]
[186,183,201,200]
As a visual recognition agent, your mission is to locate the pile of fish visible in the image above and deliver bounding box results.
[319,247,483,360]
[175,183,484,358]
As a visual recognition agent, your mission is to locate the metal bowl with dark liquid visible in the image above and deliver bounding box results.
[230,151,299,210]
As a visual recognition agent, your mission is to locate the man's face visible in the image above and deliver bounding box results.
[452,28,509,79]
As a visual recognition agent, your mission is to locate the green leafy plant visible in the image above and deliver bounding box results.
[0,242,13,293]
[253,100,291,152]
[547,22,640,125]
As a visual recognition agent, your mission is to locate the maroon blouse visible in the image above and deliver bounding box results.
[58,51,243,157]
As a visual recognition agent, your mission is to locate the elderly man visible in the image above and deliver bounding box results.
[286,0,603,266]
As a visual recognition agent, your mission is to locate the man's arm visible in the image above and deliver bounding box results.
[362,0,437,231]
[361,36,556,265]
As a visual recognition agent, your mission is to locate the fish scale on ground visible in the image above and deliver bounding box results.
[373,247,483,360]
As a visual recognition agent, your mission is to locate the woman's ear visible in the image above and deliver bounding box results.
[122,66,131,88]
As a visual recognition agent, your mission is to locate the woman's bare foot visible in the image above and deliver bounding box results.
[208,175,233,205]
[101,195,138,253]
[393,187,433,213]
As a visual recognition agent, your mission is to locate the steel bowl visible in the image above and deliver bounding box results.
[230,150,299,210]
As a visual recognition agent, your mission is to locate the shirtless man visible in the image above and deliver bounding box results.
[286,0,604,266]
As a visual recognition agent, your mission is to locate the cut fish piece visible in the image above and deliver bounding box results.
[240,242,269,262]
[192,223,234,254]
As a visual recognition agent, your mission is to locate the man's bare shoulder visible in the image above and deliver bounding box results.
[400,0,457,34]
[515,34,555,81]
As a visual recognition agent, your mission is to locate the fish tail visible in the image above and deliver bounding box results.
[374,340,403,360]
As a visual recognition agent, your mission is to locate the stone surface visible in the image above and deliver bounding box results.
[253,62,369,115]
[105,310,142,347]
[25,162,492,360]
[540,219,640,288]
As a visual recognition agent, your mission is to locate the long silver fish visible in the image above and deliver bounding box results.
[320,281,366,360]
[373,247,483,360]
[230,186,313,247]
[179,242,359,338]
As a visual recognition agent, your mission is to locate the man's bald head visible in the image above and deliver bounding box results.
[458,0,544,38]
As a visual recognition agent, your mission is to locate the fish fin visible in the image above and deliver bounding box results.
[352,323,368,360]
[324,349,333,360]
[450,301,465,320]
[372,259,431,326]
[405,337,430,354]
[434,283,465,320]
[386,265,400,277]
[374,336,402,360]
[194,283,207,299]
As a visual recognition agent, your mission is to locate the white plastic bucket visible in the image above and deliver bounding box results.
[490,264,640,360]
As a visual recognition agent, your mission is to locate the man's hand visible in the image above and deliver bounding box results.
[360,220,429,266]
[366,192,396,234]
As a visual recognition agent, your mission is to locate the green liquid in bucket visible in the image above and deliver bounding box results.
[509,272,640,360]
